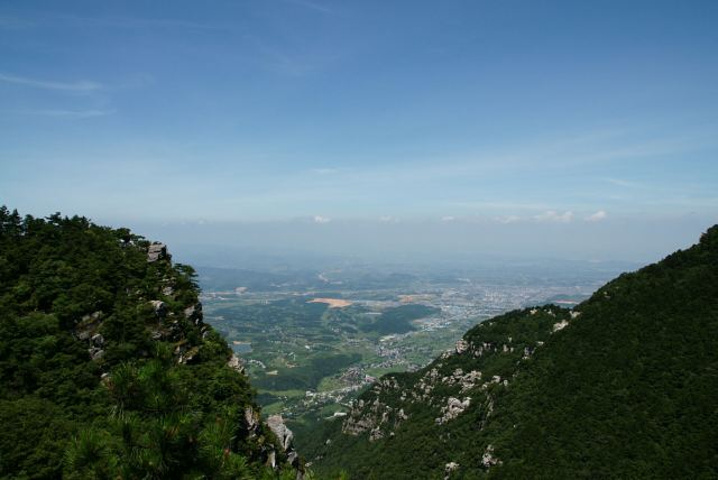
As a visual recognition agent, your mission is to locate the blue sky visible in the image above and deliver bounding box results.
[1,1,717,262]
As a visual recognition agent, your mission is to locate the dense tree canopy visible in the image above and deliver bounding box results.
[0,207,297,479]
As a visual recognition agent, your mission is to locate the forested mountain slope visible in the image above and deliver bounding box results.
[0,207,299,479]
[305,226,718,479]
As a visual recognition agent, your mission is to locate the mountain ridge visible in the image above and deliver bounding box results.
[302,225,718,479]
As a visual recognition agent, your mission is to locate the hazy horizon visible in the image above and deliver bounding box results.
[106,214,708,269]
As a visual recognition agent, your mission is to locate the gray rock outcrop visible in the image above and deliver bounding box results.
[147,243,169,262]
[267,414,294,451]
[149,300,167,318]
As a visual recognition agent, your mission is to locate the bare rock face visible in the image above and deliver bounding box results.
[455,339,470,354]
[267,414,294,451]
[90,333,104,348]
[147,243,169,262]
[444,462,460,480]
[89,331,105,360]
[184,303,203,325]
[481,444,502,469]
[266,450,276,469]
[369,427,384,442]
[74,311,103,341]
[342,411,378,436]
[89,348,104,361]
[435,397,471,424]
[552,319,569,332]
[228,354,246,375]
[149,300,167,318]
[245,406,260,433]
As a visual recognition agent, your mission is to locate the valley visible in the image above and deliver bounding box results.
[198,264,618,427]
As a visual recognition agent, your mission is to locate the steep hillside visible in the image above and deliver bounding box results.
[305,226,718,479]
[0,207,300,479]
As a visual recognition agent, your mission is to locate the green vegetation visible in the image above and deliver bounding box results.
[360,304,440,335]
[254,353,362,392]
[203,291,452,423]
[305,226,718,479]
[0,207,298,479]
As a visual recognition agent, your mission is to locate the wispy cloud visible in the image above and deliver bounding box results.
[19,109,115,119]
[0,15,34,29]
[285,128,714,195]
[49,13,222,31]
[283,0,334,14]
[445,201,553,211]
[605,178,642,188]
[585,210,608,222]
[247,36,315,77]
[0,73,103,92]
[496,215,522,224]
[534,210,574,223]
[312,168,339,175]
[313,215,331,224]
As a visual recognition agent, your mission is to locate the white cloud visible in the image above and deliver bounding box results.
[284,0,333,14]
[497,215,522,224]
[0,73,103,92]
[311,168,338,175]
[313,215,331,224]
[51,13,221,31]
[585,210,607,222]
[534,210,574,223]
[379,215,398,223]
[441,216,456,222]
[605,178,640,188]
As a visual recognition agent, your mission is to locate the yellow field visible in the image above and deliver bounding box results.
[308,298,353,308]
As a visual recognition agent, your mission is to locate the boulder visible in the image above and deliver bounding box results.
[266,414,294,451]
[74,311,102,341]
[89,347,104,361]
[455,339,469,354]
[481,444,501,469]
[245,406,260,432]
[445,462,460,480]
[228,354,246,375]
[184,303,203,324]
[90,333,104,348]
[147,243,168,262]
[149,300,167,318]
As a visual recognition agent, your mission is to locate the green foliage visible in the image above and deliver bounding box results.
[360,304,439,335]
[255,353,362,391]
[0,207,297,479]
